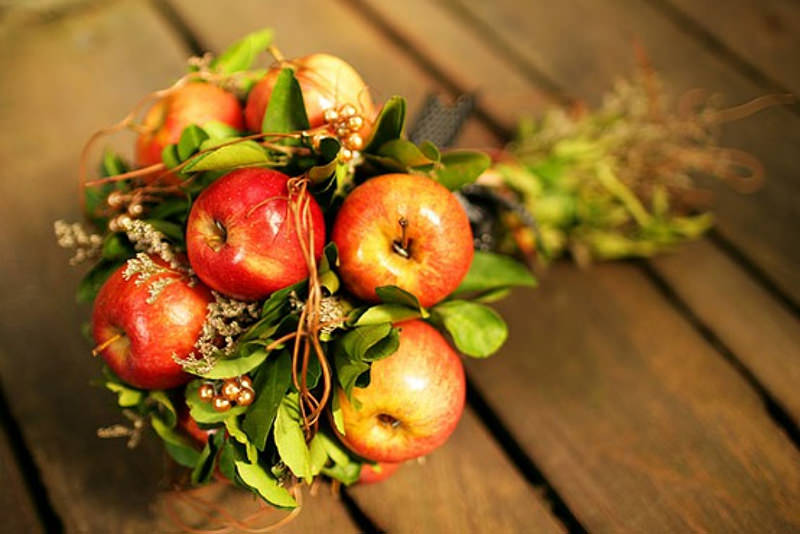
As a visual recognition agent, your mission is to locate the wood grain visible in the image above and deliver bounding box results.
[358,0,800,431]
[0,423,44,534]
[476,264,800,533]
[0,1,355,532]
[665,0,800,95]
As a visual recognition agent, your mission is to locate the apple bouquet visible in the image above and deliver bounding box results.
[54,28,536,517]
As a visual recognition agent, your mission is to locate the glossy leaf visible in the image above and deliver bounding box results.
[364,96,406,153]
[377,139,435,168]
[309,434,329,476]
[211,28,273,74]
[151,415,201,468]
[454,251,537,295]
[147,390,177,427]
[261,68,310,134]
[339,323,399,362]
[242,350,291,450]
[235,461,297,508]
[353,304,422,326]
[334,349,370,398]
[432,150,491,190]
[274,393,311,480]
[375,285,426,315]
[177,124,209,161]
[431,300,508,357]
[224,416,257,463]
[200,348,268,379]
[183,140,270,173]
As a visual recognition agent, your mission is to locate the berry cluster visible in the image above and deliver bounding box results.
[197,375,255,412]
[322,103,365,162]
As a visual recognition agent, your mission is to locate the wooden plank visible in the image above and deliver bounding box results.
[652,240,800,423]
[357,0,800,427]
[0,2,356,532]
[348,410,565,534]
[168,1,568,531]
[0,423,45,534]
[449,0,800,306]
[665,0,800,95]
[481,265,800,532]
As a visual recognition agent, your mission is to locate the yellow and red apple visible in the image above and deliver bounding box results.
[358,462,402,485]
[332,174,474,308]
[336,320,466,463]
[91,255,212,389]
[136,82,244,170]
[185,168,326,300]
[245,53,375,137]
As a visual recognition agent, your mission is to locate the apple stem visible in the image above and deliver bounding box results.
[392,217,411,259]
[91,333,123,357]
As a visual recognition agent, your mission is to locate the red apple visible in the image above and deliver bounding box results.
[185,168,326,300]
[358,462,401,485]
[245,53,375,137]
[136,82,244,169]
[92,255,212,389]
[331,174,474,307]
[336,320,466,463]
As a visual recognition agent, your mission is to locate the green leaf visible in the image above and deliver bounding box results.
[333,350,370,397]
[454,251,537,295]
[147,390,177,427]
[101,234,133,261]
[186,380,247,424]
[142,219,184,242]
[104,382,144,408]
[431,300,508,357]
[319,270,340,295]
[331,393,345,435]
[242,350,291,450]
[473,287,511,304]
[202,120,241,139]
[178,124,210,161]
[432,150,491,190]
[364,96,406,153]
[377,139,435,168]
[308,137,342,184]
[77,260,122,303]
[339,324,399,362]
[183,140,271,173]
[375,285,426,315]
[151,415,201,468]
[161,144,181,169]
[317,432,361,485]
[211,28,273,74]
[261,68,310,134]
[218,440,238,482]
[102,149,128,176]
[309,434,329,476]
[418,141,441,162]
[353,304,422,326]
[274,393,311,481]
[322,462,361,486]
[200,348,269,379]
[235,461,297,508]
[224,416,258,463]
[191,431,224,485]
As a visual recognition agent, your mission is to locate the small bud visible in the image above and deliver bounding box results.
[236,388,255,407]
[127,203,144,217]
[347,115,364,131]
[338,103,357,118]
[336,126,349,139]
[238,375,253,390]
[107,191,125,208]
[345,133,364,151]
[221,379,241,401]
[212,396,231,412]
[339,148,353,162]
[323,108,339,123]
[198,383,215,401]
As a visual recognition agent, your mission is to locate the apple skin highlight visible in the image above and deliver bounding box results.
[332,173,474,308]
[186,168,326,301]
[91,256,213,390]
[336,320,466,463]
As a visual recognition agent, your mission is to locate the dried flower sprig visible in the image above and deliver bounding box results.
[53,220,103,265]
[120,218,186,272]
[96,409,145,449]
[173,291,260,375]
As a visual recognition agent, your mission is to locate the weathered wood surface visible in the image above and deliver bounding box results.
[357,0,800,430]
[0,423,44,534]
[482,266,800,533]
[0,1,355,532]
[666,0,800,95]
